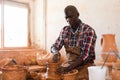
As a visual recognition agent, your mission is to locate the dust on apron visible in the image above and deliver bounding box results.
[62,32,93,80]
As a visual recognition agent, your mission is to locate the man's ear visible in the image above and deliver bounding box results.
[77,13,79,17]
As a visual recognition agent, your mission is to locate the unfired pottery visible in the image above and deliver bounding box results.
[63,69,78,80]
[47,61,62,80]
[2,65,27,80]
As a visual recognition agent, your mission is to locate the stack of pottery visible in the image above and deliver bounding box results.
[101,34,119,62]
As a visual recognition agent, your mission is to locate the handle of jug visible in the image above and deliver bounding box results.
[101,38,103,46]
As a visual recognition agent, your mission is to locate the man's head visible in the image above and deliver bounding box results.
[64,5,80,27]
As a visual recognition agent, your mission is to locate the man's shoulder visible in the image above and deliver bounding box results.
[81,23,94,31]
[62,25,70,31]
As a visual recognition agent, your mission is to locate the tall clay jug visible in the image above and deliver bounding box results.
[101,34,119,62]
[101,34,119,52]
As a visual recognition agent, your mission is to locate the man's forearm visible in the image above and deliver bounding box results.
[51,46,61,62]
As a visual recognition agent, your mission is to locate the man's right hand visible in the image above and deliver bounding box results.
[53,53,61,63]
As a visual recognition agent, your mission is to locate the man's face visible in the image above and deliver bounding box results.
[65,10,79,27]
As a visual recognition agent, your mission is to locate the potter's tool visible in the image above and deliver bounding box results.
[113,51,120,59]
[101,51,120,69]
[101,52,110,69]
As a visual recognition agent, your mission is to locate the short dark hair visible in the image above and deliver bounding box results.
[64,5,79,16]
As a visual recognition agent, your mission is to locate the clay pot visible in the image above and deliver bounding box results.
[2,65,27,80]
[63,69,78,80]
[47,61,62,80]
[101,34,119,62]
[112,63,120,80]
[114,60,120,69]
[112,69,120,80]
[0,58,16,68]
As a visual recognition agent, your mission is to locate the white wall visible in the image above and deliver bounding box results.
[34,0,120,59]
[34,0,46,49]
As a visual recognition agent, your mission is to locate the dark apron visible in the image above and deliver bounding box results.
[63,33,93,80]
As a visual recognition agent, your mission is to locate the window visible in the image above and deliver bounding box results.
[0,0,30,48]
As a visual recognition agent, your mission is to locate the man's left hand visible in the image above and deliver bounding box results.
[53,53,61,63]
[56,66,70,74]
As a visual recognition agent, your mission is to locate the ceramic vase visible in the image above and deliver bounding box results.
[101,34,119,62]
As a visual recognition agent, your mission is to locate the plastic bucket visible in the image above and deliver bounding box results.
[88,66,107,80]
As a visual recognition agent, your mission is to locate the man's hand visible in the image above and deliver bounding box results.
[53,53,61,63]
[56,66,71,74]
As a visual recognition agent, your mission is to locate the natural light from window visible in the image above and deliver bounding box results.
[4,4,28,47]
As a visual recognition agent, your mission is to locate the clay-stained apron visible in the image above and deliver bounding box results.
[63,32,93,80]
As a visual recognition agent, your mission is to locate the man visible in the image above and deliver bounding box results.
[51,5,97,80]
